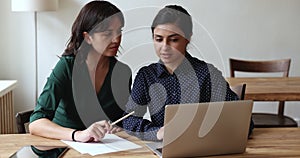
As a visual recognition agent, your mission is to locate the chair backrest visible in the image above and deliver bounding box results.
[229,58,291,116]
[15,110,34,134]
[230,84,246,100]
[229,58,290,77]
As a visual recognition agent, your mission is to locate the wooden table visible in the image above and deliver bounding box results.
[226,77,300,101]
[1,129,300,157]
[0,132,156,158]
[0,80,17,134]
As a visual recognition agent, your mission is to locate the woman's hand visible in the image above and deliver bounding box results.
[157,126,164,140]
[108,126,123,134]
[74,120,111,142]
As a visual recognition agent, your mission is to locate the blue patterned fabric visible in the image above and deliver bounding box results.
[123,52,251,141]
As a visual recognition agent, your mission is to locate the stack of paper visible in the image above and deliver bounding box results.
[61,134,142,156]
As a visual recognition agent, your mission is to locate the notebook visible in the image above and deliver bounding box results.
[146,100,253,157]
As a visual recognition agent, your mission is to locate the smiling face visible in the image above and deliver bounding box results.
[153,23,190,67]
[84,16,123,57]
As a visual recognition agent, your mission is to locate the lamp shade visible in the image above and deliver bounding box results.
[11,0,58,12]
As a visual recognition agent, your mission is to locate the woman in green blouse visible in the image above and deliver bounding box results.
[29,1,131,143]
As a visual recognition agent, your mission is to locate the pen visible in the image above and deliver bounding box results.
[111,111,135,126]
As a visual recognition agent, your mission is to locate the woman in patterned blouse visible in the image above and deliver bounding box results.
[123,5,253,141]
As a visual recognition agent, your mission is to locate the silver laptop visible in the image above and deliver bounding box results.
[146,100,253,157]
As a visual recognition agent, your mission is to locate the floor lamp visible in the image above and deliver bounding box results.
[11,0,58,103]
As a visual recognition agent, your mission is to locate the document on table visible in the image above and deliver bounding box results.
[61,134,142,156]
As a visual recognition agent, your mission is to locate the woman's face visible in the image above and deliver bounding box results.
[153,23,189,65]
[85,16,122,57]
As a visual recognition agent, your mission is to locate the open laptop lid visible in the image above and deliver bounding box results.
[147,100,253,157]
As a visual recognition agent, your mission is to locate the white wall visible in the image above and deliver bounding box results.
[0,0,36,112]
[1,0,300,123]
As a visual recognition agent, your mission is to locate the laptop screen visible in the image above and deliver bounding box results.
[148,100,253,157]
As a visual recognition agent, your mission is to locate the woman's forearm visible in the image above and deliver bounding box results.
[29,118,74,141]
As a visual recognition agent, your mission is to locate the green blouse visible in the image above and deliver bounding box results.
[30,55,132,130]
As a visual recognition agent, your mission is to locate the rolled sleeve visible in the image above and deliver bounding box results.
[30,57,71,123]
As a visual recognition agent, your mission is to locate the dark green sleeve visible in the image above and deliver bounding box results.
[30,57,73,123]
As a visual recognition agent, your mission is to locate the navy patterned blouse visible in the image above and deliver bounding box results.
[123,52,251,141]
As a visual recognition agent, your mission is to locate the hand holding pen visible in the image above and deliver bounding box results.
[72,111,135,142]
[108,111,135,134]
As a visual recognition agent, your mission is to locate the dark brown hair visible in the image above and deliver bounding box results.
[151,5,192,39]
[63,0,124,57]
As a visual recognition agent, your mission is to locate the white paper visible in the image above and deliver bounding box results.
[61,134,141,156]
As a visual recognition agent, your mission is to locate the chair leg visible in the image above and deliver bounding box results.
[278,101,285,117]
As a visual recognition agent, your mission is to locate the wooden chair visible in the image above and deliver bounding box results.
[231,83,255,138]
[229,58,298,127]
[230,83,246,100]
[15,109,34,133]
